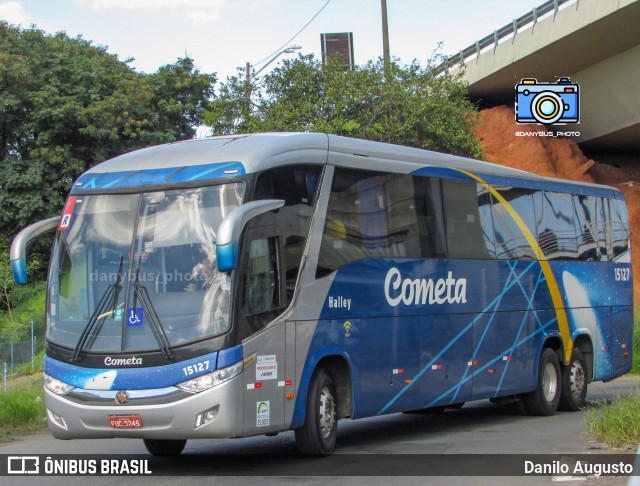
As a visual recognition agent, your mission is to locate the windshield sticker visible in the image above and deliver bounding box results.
[114,308,124,323]
[256,401,270,427]
[256,355,277,381]
[127,307,144,327]
[59,196,77,230]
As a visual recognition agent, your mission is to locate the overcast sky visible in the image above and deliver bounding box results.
[1,0,550,81]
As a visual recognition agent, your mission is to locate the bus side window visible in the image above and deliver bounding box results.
[595,197,611,261]
[441,179,490,259]
[610,198,630,259]
[574,195,598,261]
[412,176,446,258]
[534,191,578,260]
[253,165,322,298]
[243,237,280,316]
[491,187,537,260]
[477,187,497,259]
[317,169,427,277]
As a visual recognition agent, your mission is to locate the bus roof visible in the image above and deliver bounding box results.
[72,132,621,198]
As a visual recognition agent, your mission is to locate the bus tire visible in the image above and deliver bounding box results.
[558,349,588,411]
[143,438,187,456]
[523,348,561,416]
[295,368,338,455]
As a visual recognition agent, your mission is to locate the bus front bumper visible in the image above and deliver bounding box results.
[43,376,244,440]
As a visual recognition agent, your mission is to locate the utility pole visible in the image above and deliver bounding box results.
[245,62,251,114]
[381,0,390,76]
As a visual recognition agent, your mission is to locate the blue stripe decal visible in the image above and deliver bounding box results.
[72,162,245,192]
[44,351,223,390]
[376,261,538,415]
[427,318,557,408]
[411,166,621,199]
[217,344,243,368]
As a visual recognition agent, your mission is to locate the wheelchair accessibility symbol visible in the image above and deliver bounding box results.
[127,308,144,326]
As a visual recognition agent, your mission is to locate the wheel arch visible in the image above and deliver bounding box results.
[540,334,564,365]
[291,348,354,429]
[536,332,594,383]
[571,333,594,382]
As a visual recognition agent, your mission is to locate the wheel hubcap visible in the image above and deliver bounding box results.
[542,361,558,403]
[570,360,585,399]
[319,385,336,439]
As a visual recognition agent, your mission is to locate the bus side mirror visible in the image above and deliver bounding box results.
[10,216,59,284]
[215,199,285,272]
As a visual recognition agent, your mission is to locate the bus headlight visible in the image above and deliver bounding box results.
[177,360,243,394]
[44,374,75,396]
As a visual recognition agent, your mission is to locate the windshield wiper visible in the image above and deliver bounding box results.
[132,259,174,360]
[72,257,124,362]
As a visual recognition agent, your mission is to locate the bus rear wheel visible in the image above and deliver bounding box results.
[143,438,187,456]
[295,368,338,455]
[559,349,588,411]
[523,348,561,416]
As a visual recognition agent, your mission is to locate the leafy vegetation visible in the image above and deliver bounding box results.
[205,55,483,159]
[0,381,46,440]
[586,394,640,449]
[0,22,215,246]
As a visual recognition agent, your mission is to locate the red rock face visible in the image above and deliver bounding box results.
[477,105,640,304]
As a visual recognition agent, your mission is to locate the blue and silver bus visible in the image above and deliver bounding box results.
[11,133,633,455]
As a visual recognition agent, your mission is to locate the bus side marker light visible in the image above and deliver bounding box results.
[431,364,443,370]
[405,380,411,385]
[392,368,404,375]
[467,360,478,367]
[602,346,609,351]
[286,394,295,400]
[487,369,495,374]
[503,356,512,361]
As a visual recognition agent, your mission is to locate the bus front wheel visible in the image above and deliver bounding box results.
[143,438,187,456]
[295,368,338,455]
[559,349,588,411]
[523,348,561,416]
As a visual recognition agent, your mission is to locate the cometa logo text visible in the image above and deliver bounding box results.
[104,356,143,366]
[384,268,467,307]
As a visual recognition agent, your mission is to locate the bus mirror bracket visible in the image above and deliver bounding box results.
[11,216,59,284]
[215,199,285,272]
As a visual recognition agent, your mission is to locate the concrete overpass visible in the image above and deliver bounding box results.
[444,0,640,161]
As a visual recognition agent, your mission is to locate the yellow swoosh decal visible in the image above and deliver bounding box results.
[454,168,572,364]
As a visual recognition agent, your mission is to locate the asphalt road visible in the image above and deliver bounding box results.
[1,376,639,485]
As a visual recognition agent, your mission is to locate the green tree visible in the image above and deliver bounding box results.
[0,23,215,244]
[204,55,482,159]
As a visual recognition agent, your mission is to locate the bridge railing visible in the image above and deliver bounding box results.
[434,0,577,74]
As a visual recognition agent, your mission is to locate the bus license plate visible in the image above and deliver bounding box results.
[109,415,142,429]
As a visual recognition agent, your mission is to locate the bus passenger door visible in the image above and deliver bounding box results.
[237,225,288,436]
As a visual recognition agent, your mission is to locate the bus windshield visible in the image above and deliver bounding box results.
[47,183,245,354]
